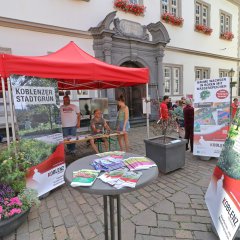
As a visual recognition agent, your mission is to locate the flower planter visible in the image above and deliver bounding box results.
[161,13,184,27]
[195,24,213,35]
[220,32,234,41]
[114,0,146,16]
[0,208,30,237]
[144,136,187,173]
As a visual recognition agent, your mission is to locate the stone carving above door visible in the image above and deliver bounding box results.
[114,18,149,40]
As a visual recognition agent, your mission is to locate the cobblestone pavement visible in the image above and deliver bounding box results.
[3,126,219,240]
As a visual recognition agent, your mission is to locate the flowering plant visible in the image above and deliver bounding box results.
[114,0,146,16]
[161,12,184,26]
[195,24,213,35]
[220,31,234,41]
[0,184,40,221]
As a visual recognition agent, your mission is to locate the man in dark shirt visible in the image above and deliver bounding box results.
[183,99,194,152]
[90,109,111,153]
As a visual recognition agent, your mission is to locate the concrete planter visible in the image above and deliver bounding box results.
[144,136,187,173]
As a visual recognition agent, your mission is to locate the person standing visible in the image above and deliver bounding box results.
[90,109,111,153]
[183,99,194,152]
[60,95,81,154]
[231,98,239,120]
[159,96,170,135]
[116,95,130,152]
[173,100,184,138]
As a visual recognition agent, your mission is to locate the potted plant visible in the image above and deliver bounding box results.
[161,12,184,27]
[0,143,40,237]
[220,31,234,41]
[114,0,146,16]
[146,112,187,174]
[195,24,213,35]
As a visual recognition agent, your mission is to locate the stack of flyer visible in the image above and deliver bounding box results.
[98,169,142,189]
[124,157,156,170]
[96,151,125,157]
[92,156,125,171]
[71,169,100,187]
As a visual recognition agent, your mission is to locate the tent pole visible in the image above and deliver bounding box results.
[146,83,149,139]
[7,77,16,142]
[1,77,10,146]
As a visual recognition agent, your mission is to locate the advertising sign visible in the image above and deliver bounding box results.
[193,77,230,157]
[10,75,65,197]
[205,109,240,240]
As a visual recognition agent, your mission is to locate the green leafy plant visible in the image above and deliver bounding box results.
[200,90,211,100]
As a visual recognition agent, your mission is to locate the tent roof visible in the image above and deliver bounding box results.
[0,41,149,90]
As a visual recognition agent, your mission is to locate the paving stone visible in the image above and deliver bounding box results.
[180,222,208,231]
[40,212,52,229]
[29,230,42,240]
[42,227,55,240]
[55,225,68,240]
[176,208,196,215]
[53,216,64,227]
[57,199,67,210]
[122,220,135,240]
[176,230,193,239]
[170,215,191,222]
[91,221,104,235]
[168,191,191,203]
[132,209,157,227]
[28,210,39,220]
[86,211,98,223]
[28,218,40,232]
[16,233,30,240]
[75,195,87,205]
[80,225,96,239]
[192,216,212,224]
[150,227,175,237]
[63,214,76,227]
[80,203,93,214]
[158,220,179,229]
[134,202,148,211]
[174,203,190,209]
[157,214,169,221]
[196,209,210,217]
[75,215,88,227]
[136,226,150,235]
[153,200,175,215]
[16,220,29,234]
[136,235,164,240]
[46,199,56,208]
[194,231,218,240]
[49,207,60,218]
[67,226,84,240]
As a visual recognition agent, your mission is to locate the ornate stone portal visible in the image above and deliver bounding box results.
[89,11,170,121]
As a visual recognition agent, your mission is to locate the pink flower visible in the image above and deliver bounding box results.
[8,208,22,217]
[8,197,22,206]
[0,206,2,213]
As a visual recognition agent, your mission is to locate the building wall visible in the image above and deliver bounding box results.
[0,0,239,99]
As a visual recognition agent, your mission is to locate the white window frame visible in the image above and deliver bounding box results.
[219,10,232,33]
[195,67,210,80]
[163,64,183,96]
[129,0,143,4]
[160,0,182,17]
[195,0,211,26]
[219,69,229,78]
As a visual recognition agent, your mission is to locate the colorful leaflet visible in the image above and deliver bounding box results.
[71,169,100,187]
[124,157,156,170]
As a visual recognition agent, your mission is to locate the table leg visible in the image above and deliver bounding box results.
[104,196,109,240]
[109,196,115,240]
[116,195,121,240]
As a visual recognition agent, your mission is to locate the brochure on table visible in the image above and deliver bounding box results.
[10,75,65,197]
[205,108,240,240]
[193,77,230,157]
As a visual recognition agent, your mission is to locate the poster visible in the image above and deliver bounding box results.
[193,77,230,157]
[205,108,240,240]
[10,75,65,197]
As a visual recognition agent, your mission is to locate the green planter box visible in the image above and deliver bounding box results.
[144,136,187,173]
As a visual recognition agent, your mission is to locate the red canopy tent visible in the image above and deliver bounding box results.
[0,41,149,90]
[0,41,150,144]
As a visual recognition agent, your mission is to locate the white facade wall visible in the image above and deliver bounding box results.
[0,0,239,99]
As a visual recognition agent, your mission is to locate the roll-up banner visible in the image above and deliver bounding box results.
[193,77,230,157]
[10,75,65,197]
[205,108,240,240]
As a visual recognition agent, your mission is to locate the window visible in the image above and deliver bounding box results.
[161,0,181,17]
[195,67,210,80]
[163,65,183,95]
[195,1,210,26]
[220,11,232,33]
[219,69,229,78]
[129,0,143,4]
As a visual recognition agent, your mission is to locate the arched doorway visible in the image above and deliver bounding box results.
[115,61,146,119]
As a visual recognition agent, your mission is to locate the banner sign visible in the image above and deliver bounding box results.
[205,108,240,240]
[193,77,230,157]
[10,75,65,197]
